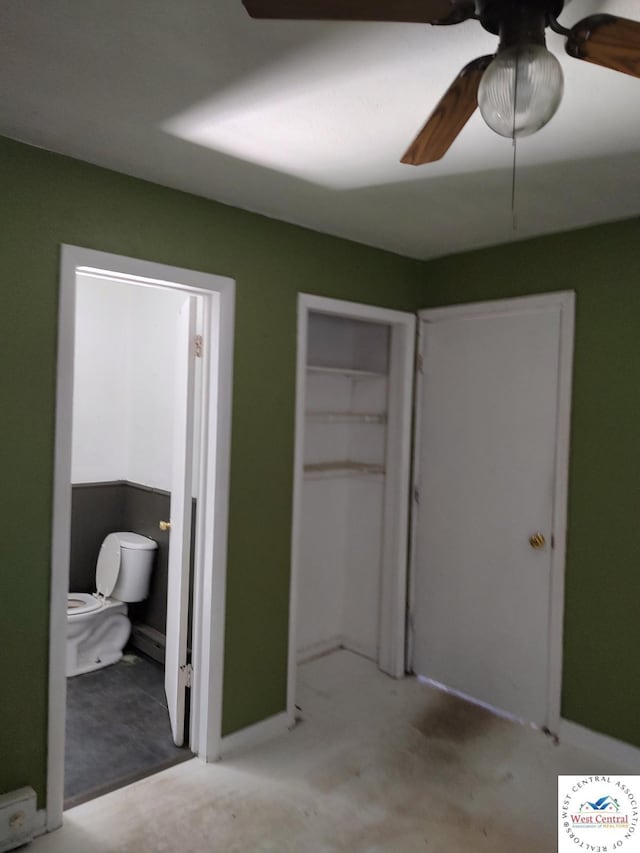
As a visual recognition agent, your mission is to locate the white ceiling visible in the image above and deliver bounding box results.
[1,0,639,259]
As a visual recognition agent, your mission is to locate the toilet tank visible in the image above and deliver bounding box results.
[110,532,157,603]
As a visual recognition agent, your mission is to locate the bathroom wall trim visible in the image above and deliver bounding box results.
[48,246,235,830]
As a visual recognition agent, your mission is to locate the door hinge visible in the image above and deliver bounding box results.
[194,335,203,358]
[180,663,193,689]
[416,351,424,374]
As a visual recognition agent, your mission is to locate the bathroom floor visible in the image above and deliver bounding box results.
[64,652,191,808]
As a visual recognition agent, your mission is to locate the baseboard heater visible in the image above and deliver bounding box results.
[130,623,166,664]
[0,788,36,852]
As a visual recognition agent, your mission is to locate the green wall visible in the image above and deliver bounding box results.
[1,133,638,809]
[0,137,426,805]
[421,221,640,747]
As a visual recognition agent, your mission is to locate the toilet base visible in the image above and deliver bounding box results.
[69,646,126,678]
[66,602,131,677]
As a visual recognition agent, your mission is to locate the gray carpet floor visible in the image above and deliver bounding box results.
[64,652,190,807]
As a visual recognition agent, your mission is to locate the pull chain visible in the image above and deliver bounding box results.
[511,47,519,231]
[511,135,518,231]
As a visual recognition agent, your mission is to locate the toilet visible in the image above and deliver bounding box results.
[66,531,157,677]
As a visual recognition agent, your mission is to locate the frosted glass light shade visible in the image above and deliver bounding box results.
[478,44,564,138]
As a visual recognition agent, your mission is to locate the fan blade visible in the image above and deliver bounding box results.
[566,14,640,78]
[242,0,474,26]
[401,55,493,165]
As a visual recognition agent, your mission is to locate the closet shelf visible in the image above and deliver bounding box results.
[304,461,386,480]
[305,411,387,424]
[306,365,386,379]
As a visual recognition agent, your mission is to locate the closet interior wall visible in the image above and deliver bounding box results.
[298,312,390,663]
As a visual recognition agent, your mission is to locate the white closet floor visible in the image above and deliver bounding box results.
[33,650,632,853]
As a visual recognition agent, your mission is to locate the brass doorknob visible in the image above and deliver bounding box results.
[529,532,546,549]
[159,520,171,532]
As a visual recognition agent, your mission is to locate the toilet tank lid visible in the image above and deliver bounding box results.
[96,533,157,598]
[114,531,158,551]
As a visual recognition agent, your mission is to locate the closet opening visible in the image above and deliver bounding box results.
[288,295,415,725]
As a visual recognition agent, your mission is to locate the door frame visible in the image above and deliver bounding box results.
[288,293,415,725]
[408,290,575,732]
[48,246,235,830]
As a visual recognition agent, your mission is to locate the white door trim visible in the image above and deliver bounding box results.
[409,290,575,733]
[48,246,235,830]
[164,295,197,747]
[288,294,415,725]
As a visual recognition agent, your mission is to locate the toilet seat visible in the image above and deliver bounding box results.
[67,593,102,617]
[95,532,122,598]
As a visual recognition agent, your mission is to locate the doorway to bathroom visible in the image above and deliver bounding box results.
[65,276,199,807]
[48,247,235,830]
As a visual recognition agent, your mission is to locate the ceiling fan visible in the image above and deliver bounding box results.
[241,0,640,163]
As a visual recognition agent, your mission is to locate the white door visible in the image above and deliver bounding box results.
[411,294,573,725]
[164,295,197,746]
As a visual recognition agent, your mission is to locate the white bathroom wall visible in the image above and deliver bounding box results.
[72,276,129,483]
[72,275,187,491]
[124,284,186,491]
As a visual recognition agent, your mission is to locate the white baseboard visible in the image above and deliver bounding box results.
[297,636,343,664]
[341,636,377,662]
[219,711,291,759]
[559,718,640,770]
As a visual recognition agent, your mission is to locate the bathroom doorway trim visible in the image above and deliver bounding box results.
[48,246,235,830]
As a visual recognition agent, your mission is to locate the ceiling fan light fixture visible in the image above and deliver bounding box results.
[478,43,564,138]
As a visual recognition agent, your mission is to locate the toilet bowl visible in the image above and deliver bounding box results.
[66,531,157,677]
